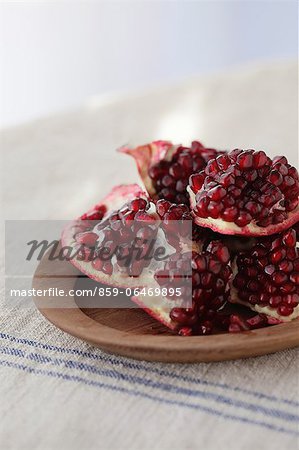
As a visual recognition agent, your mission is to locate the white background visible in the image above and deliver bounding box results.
[0,0,298,128]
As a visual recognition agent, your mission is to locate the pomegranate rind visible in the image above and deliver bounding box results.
[83,184,146,217]
[119,141,178,196]
[61,184,160,288]
[188,187,299,236]
[230,287,299,322]
[131,295,177,331]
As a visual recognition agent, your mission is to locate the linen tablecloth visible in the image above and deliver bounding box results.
[1,61,298,449]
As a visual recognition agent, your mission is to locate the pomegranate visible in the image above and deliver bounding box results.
[189,150,299,236]
[61,140,299,336]
[62,185,236,332]
[62,184,168,288]
[231,227,299,320]
[120,140,224,204]
[133,240,232,335]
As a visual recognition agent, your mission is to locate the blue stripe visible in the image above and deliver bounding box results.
[0,358,297,437]
[0,332,297,408]
[0,344,298,424]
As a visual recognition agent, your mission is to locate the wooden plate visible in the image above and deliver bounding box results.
[32,247,299,363]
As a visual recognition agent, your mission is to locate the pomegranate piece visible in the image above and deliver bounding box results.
[62,139,299,335]
[189,149,299,236]
[62,184,209,290]
[231,227,299,321]
[120,140,225,204]
[62,184,162,288]
[133,240,233,335]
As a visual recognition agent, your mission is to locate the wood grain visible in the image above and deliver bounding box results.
[32,247,299,363]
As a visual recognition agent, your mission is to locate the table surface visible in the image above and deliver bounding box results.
[1,61,298,450]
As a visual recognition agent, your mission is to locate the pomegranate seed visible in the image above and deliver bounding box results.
[170,308,196,326]
[178,153,193,171]
[156,199,172,216]
[270,249,286,264]
[136,226,153,240]
[81,210,104,221]
[278,305,294,316]
[290,272,299,285]
[206,159,219,175]
[265,265,275,275]
[248,279,261,291]
[285,197,299,211]
[92,258,104,271]
[273,156,288,165]
[176,180,188,192]
[216,154,230,170]
[235,212,252,227]
[244,170,258,182]
[162,175,175,188]
[135,211,155,222]
[123,211,136,223]
[272,271,288,286]
[269,170,283,186]
[208,185,226,201]
[285,294,299,307]
[178,327,193,336]
[244,201,261,216]
[189,173,205,192]
[76,232,98,247]
[222,207,238,222]
[169,163,182,179]
[283,229,296,248]
[102,262,113,275]
[160,187,175,201]
[215,246,230,264]
[200,272,214,288]
[193,255,206,271]
[280,282,296,294]
[246,314,267,328]
[237,152,253,169]
[230,314,249,330]
[196,197,209,218]
[278,260,293,272]
[208,258,222,274]
[269,296,282,307]
[130,198,147,211]
[219,173,235,187]
[276,163,288,176]
[253,151,268,168]
[208,202,223,219]
[77,247,92,262]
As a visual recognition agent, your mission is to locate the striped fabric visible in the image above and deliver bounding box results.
[0,317,298,449]
[1,62,298,449]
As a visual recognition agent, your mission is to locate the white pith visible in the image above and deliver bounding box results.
[132,294,177,330]
[188,186,299,237]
